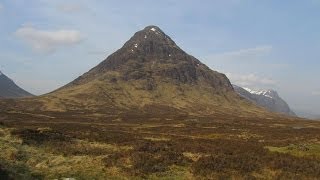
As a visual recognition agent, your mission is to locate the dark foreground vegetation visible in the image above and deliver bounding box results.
[1,110,320,179]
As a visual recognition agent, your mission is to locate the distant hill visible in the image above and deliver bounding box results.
[233,85,296,116]
[0,71,33,98]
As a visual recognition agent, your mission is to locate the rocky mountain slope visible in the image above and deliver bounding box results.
[0,71,33,98]
[1,26,268,117]
[233,85,296,116]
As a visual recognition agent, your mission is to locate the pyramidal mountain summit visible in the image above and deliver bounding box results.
[65,25,233,91]
[4,26,267,116]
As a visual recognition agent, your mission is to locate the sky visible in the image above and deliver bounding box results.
[0,0,319,116]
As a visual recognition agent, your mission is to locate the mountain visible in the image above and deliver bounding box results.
[0,71,33,98]
[233,85,296,116]
[1,26,268,117]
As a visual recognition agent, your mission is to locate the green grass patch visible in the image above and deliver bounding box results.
[266,143,320,157]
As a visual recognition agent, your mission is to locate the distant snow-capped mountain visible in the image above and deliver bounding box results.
[233,85,296,116]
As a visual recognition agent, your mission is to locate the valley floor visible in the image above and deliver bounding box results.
[1,111,320,179]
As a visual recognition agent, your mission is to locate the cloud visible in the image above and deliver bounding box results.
[226,73,276,87]
[15,26,83,53]
[209,45,273,61]
[57,3,83,13]
[312,90,320,96]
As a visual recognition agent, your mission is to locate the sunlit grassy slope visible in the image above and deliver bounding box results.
[10,76,268,118]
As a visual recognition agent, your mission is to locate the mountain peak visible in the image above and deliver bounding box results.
[141,25,168,36]
[49,25,243,114]
[141,25,169,38]
[143,25,162,32]
[65,25,234,92]
[122,25,177,51]
[234,85,296,116]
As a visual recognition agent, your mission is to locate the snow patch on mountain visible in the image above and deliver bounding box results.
[243,87,275,99]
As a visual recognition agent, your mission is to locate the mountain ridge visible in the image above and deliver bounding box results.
[233,85,296,116]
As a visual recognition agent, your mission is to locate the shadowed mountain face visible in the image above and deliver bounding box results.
[66,26,233,91]
[1,26,267,116]
[233,85,296,117]
[0,71,33,99]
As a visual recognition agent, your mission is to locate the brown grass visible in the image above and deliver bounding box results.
[0,108,320,179]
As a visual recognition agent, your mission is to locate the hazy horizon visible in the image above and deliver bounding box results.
[0,0,319,116]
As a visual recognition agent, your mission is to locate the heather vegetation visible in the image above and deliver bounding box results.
[1,110,320,179]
